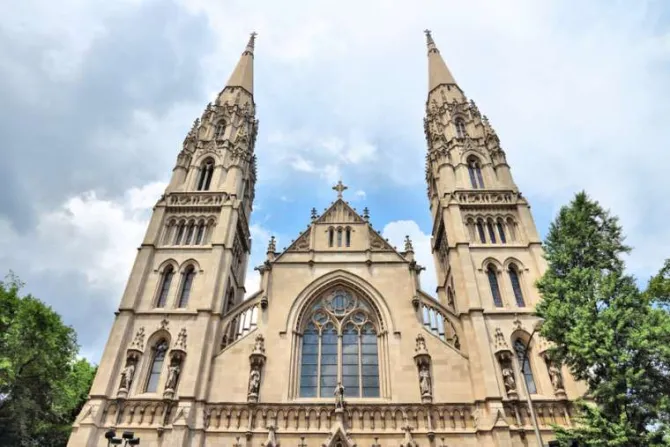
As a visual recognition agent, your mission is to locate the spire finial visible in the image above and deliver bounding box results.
[425,30,457,91]
[424,29,438,53]
[332,180,348,199]
[223,33,256,95]
[244,31,257,55]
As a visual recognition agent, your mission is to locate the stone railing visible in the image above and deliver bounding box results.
[454,190,517,206]
[167,192,229,208]
[220,297,261,350]
[417,296,460,350]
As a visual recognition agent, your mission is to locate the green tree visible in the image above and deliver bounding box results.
[536,192,670,446]
[0,273,96,446]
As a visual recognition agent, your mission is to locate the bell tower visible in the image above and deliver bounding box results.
[423,30,550,404]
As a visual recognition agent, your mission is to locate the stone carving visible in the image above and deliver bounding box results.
[288,230,311,252]
[253,334,265,354]
[502,365,516,394]
[419,364,432,398]
[456,191,515,205]
[334,382,345,410]
[165,358,182,391]
[493,327,508,351]
[400,422,418,447]
[548,362,564,392]
[415,334,427,353]
[167,193,227,208]
[267,236,276,253]
[248,369,261,397]
[263,424,279,447]
[118,358,136,394]
[404,235,414,252]
[129,327,145,351]
[174,328,187,351]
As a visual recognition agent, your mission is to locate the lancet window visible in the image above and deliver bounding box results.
[197,159,214,191]
[214,120,226,140]
[514,340,537,394]
[177,265,195,308]
[145,339,168,393]
[508,264,525,307]
[455,118,467,139]
[299,290,380,398]
[487,265,503,307]
[155,266,174,308]
[467,156,484,189]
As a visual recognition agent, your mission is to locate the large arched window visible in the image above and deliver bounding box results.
[145,339,168,393]
[455,118,467,139]
[156,266,174,308]
[177,266,195,308]
[487,265,503,307]
[508,264,525,307]
[299,290,380,398]
[197,159,214,191]
[514,340,537,394]
[467,157,484,189]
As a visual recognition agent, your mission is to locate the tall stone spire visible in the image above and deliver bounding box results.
[424,30,457,92]
[225,32,256,94]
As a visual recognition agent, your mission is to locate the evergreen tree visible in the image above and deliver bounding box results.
[536,192,670,446]
[0,273,96,446]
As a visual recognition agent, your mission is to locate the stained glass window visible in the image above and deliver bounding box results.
[299,290,380,398]
[146,340,168,393]
[156,266,173,308]
[488,265,503,307]
[515,340,536,394]
[509,265,525,307]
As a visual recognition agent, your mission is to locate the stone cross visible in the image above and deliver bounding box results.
[332,180,348,199]
[424,29,432,38]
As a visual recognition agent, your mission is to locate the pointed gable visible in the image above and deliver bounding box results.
[315,199,366,225]
[286,227,311,252]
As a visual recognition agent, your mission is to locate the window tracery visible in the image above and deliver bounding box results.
[177,265,195,308]
[145,339,168,393]
[514,340,537,394]
[487,265,503,308]
[155,266,174,308]
[467,156,484,189]
[508,264,525,307]
[197,159,214,191]
[299,290,380,398]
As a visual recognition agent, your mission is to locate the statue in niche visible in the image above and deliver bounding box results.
[548,362,564,391]
[502,365,516,393]
[248,369,261,396]
[415,334,427,353]
[165,359,181,390]
[334,382,345,410]
[419,365,432,397]
[119,358,136,391]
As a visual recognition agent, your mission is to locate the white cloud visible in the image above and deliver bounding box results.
[382,220,437,295]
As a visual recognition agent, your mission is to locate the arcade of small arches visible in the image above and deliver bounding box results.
[162,216,216,246]
[465,214,519,245]
[328,226,352,248]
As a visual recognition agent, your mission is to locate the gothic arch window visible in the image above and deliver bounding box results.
[224,286,236,314]
[184,221,196,245]
[487,265,503,307]
[155,266,174,308]
[145,339,168,393]
[197,159,214,191]
[337,228,343,247]
[214,120,226,140]
[497,219,507,244]
[177,265,195,308]
[514,339,537,394]
[467,156,485,189]
[195,221,206,245]
[506,217,517,241]
[487,219,497,243]
[173,221,186,245]
[162,220,175,245]
[476,219,486,243]
[508,264,525,307]
[345,227,351,247]
[299,289,380,398]
[328,228,334,247]
[455,118,467,139]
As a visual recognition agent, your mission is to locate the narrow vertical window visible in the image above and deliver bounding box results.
[146,340,168,393]
[509,265,525,307]
[156,266,174,308]
[337,229,343,247]
[197,160,214,191]
[497,220,507,244]
[507,218,517,241]
[299,324,319,397]
[455,118,466,139]
[320,324,338,397]
[467,157,484,189]
[195,222,206,245]
[173,223,185,245]
[487,221,497,243]
[487,265,503,307]
[345,228,351,247]
[328,228,334,247]
[177,266,195,308]
[342,324,359,397]
[214,120,226,140]
[224,287,236,314]
[361,323,379,397]
[184,222,195,245]
[515,340,537,394]
[476,220,486,243]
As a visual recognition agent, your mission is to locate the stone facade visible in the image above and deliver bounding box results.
[67,31,585,447]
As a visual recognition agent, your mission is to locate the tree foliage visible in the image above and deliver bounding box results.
[0,273,96,446]
[536,192,670,446]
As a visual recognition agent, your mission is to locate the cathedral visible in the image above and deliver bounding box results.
[68,32,585,447]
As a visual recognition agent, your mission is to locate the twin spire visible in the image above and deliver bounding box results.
[221,30,457,98]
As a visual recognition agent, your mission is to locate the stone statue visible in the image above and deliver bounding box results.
[253,334,265,354]
[415,334,427,353]
[119,361,135,391]
[419,365,432,397]
[248,369,261,396]
[334,382,345,410]
[165,361,181,390]
[502,366,516,392]
[549,363,564,391]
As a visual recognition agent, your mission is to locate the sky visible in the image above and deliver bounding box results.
[1,0,669,362]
